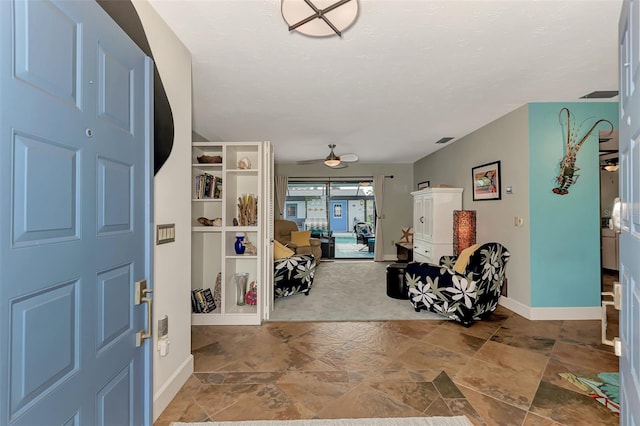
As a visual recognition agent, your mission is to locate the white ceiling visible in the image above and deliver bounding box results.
[146,0,622,165]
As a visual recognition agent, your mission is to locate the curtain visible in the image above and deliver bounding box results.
[274,175,288,218]
[373,174,385,262]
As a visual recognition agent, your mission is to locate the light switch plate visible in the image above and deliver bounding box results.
[157,224,175,244]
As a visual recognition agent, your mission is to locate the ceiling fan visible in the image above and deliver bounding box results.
[297,144,359,169]
[600,152,619,172]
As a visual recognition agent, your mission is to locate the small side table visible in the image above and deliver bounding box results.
[386,263,409,299]
[367,237,375,252]
[320,236,335,259]
[395,242,413,263]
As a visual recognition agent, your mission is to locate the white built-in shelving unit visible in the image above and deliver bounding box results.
[191,142,272,325]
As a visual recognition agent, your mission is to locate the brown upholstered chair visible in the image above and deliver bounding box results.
[274,219,322,260]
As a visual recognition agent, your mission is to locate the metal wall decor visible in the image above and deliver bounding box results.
[282,0,359,37]
[552,108,614,195]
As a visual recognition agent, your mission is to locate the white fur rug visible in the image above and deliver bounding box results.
[171,416,473,426]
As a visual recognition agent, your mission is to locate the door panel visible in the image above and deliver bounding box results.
[96,365,133,426]
[98,43,134,133]
[12,132,79,246]
[97,157,132,235]
[13,0,80,107]
[1,1,152,425]
[10,281,78,417]
[96,264,132,352]
[619,1,640,423]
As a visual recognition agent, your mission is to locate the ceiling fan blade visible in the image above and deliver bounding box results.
[296,158,324,165]
[339,153,358,163]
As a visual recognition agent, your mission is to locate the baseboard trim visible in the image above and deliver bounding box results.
[499,296,530,318]
[529,306,601,320]
[153,354,194,422]
[499,296,601,320]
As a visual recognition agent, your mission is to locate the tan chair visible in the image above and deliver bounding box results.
[274,219,322,260]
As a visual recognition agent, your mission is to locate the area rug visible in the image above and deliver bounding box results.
[559,372,620,415]
[269,261,443,321]
[171,416,473,426]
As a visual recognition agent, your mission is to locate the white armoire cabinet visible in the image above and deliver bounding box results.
[191,141,273,325]
[411,188,463,264]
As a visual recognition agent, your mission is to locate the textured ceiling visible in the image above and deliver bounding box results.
[147,0,622,165]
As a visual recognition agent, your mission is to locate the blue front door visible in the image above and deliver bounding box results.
[0,1,153,425]
[330,200,348,232]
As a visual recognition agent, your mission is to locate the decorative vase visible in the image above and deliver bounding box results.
[244,281,257,305]
[234,235,245,255]
[234,273,249,306]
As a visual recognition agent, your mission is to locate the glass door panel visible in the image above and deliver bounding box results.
[285,182,328,235]
[285,180,375,259]
[329,181,375,259]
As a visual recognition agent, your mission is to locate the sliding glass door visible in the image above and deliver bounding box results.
[285,179,375,259]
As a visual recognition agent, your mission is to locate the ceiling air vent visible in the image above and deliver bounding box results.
[435,137,454,144]
[580,91,619,99]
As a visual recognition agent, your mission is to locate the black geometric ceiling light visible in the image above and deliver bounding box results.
[281,0,359,37]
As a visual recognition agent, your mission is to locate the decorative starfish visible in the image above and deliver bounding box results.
[399,227,413,243]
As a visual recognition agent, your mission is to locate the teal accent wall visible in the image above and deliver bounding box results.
[529,102,618,307]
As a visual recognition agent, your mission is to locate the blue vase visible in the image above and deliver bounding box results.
[234,236,245,255]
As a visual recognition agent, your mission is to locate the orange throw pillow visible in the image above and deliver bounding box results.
[274,240,295,260]
[290,230,311,247]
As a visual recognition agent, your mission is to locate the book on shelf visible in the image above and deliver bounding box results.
[193,173,222,199]
[214,176,222,199]
[191,288,217,313]
[203,174,212,198]
[201,288,216,312]
[191,289,201,313]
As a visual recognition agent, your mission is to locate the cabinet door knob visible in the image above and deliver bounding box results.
[420,216,424,223]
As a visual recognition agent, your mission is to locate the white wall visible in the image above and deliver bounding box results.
[132,1,193,421]
[413,105,531,306]
[275,162,414,260]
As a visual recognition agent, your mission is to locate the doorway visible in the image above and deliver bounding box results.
[599,130,619,345]
[599,130,620,288]
[285,179,375,259]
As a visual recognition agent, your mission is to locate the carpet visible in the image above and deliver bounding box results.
[170,416,473,426]
[269,261,443,321]
[559,372,620,415]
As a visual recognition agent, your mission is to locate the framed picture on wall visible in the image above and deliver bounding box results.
[417,180,430,190]
[472,161,501,201]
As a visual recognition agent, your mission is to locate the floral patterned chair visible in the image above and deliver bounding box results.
[405,242,510,326]
[274,254,317,299]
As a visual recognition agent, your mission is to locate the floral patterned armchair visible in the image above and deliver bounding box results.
[274,254,317,299]
[405,242,510,326]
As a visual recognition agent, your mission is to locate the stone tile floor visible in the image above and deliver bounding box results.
[155,304,620,426]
